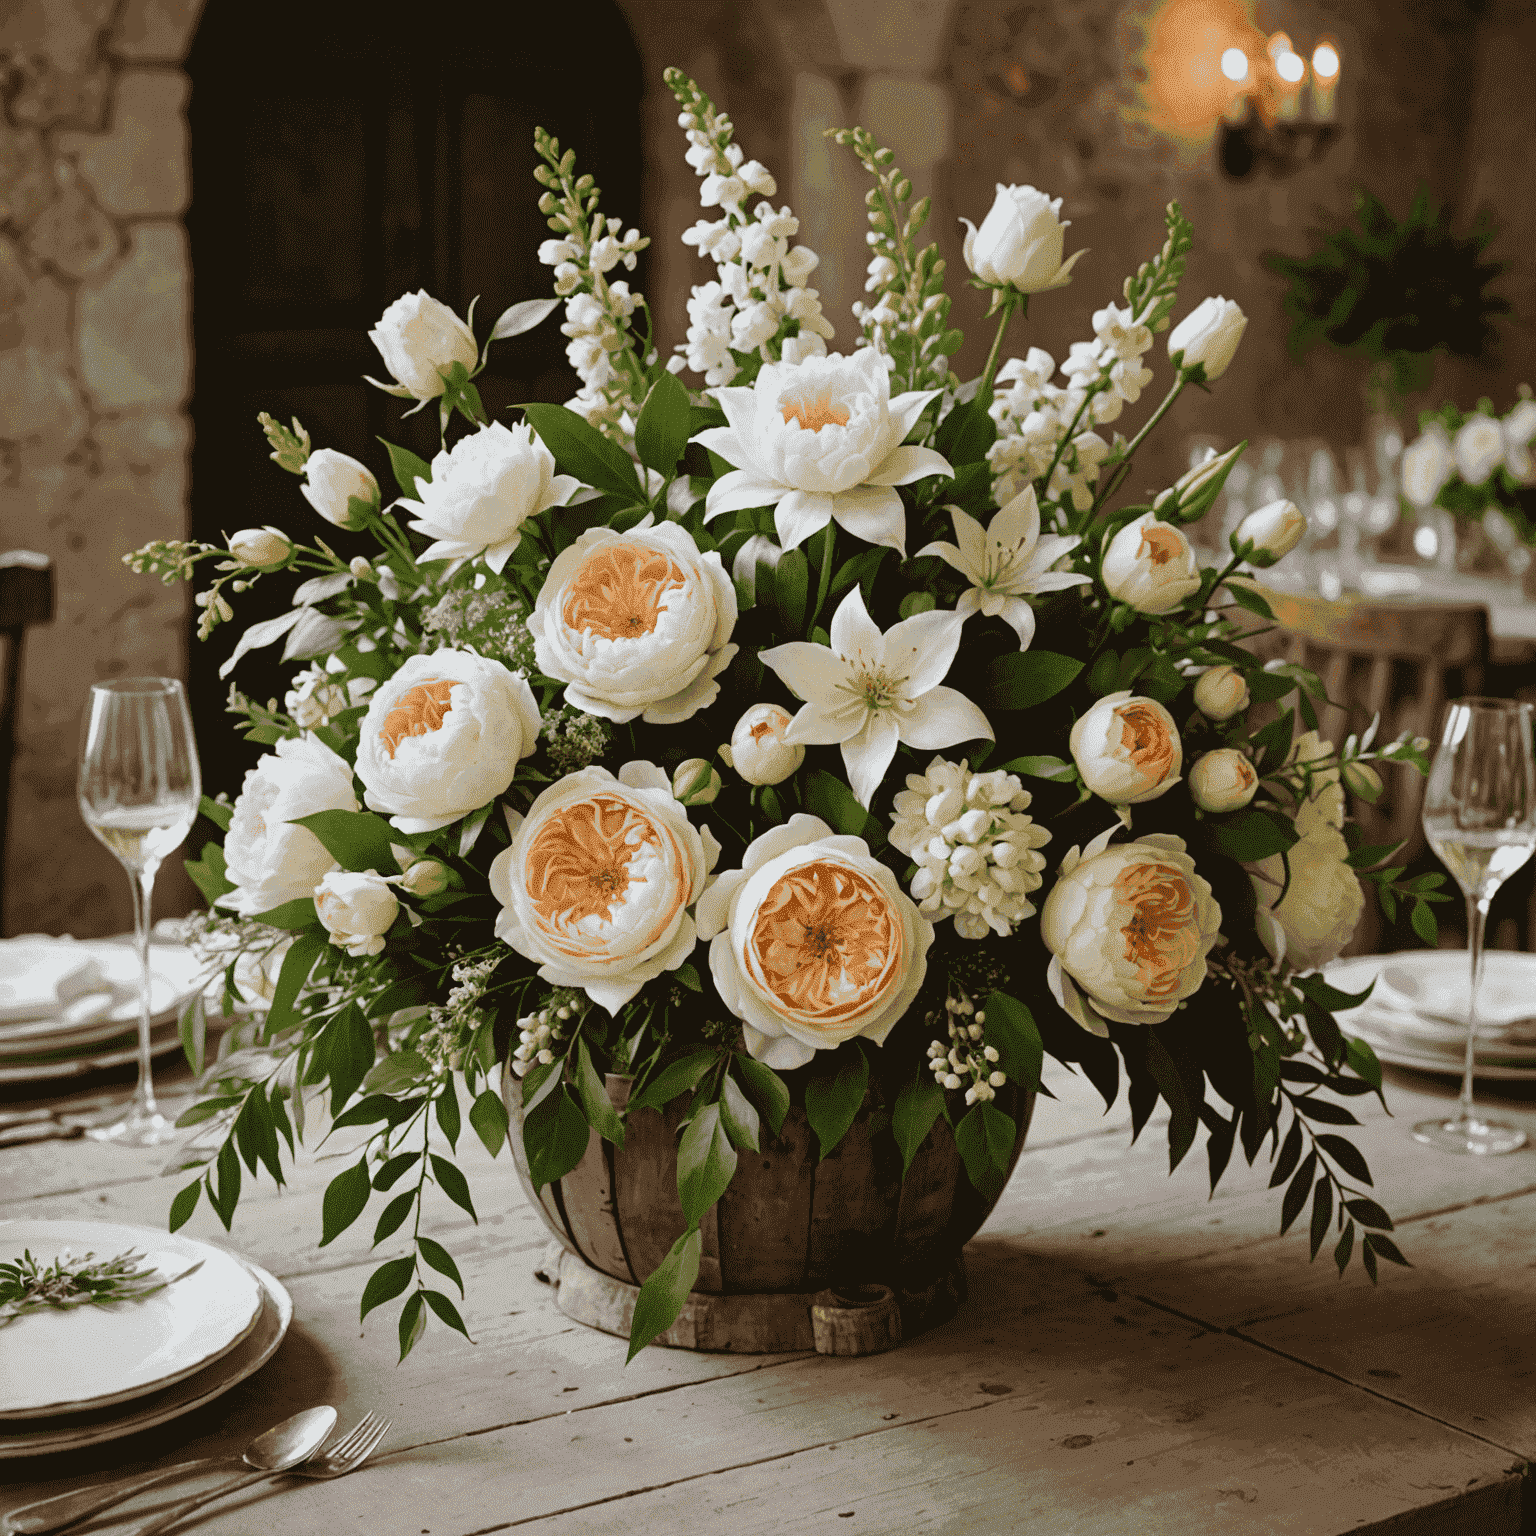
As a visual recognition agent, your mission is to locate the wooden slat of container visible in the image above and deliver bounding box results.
[550,1077,631,1280]
[609,1098,699,1289]
[715,1110,816,1292]
[804,1106,903,1285]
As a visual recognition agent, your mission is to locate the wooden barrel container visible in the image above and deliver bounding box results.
[502,1065,1034,1355]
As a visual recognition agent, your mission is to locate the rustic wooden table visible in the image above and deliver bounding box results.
[2,1050,1533,1535]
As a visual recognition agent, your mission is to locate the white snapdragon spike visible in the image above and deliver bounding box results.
[696,814,933,1070]
[366,291,478,400]
[1454,413,1505,486]
[354,649,541,833]
[1070,691,1183,806]
[530,521,738,726]
[219,735,359,916]
[760,587,992,809]
[961,184,1084,294]
[1401,423,1454,507]
[489,763,719,1014]
[397,422,578,575]
[917,483,1090,649]
[315,870,399,958]
[696,348,951,554]
[1042,828,1222,1035]
[888,757,1052,938]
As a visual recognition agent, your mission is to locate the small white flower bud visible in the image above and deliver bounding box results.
[228,527,292,569]
[350,556,374,580]
[989,1070,1007,1088]
[672,758,723,806]
[1193,664,1250,722]
[944,1073,962,1090]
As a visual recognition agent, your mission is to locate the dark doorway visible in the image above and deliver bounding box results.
[185,0,645,795]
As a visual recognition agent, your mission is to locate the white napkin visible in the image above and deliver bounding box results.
[0,939,110,1024]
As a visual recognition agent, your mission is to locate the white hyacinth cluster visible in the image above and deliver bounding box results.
[926,992,1007,1105]
[668,70,833,386]
[510,988,587,1077]
[889,758,1052,940]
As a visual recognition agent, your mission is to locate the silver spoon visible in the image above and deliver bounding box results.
[2,1406,337,1536]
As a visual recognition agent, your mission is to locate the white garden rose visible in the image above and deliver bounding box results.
[489,763,718,1013]
[1287,730,1345,838]
[961,184,1084,294]
[1454,413,1505,486]
[1101,512,1201,615]
[354,649,540,833]
[1070,691,1182,805]
[1188,749,1258,813]
[301,449,380,530]
[1167,296,1247,381]
[695,347,952,554]
[721,702,805,787]
[1250,825,1363,972]
[1401,425,1453,507]
[530,521,738,726]
[367,290,479,400]
[696,814,934,1070]
[1232,499,1306,565]
[1193,664,1249,721]
[1042,828,1222,1034]
[399,422,578,574]
[315,870,399,958]
[220,734,360,916]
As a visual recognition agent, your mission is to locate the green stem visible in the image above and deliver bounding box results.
[1088,373,1189,521]
[807,520,837,635]
[977,293,1023,401]
[1035,384,1099,507]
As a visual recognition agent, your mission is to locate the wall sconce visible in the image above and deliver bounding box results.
[1217,32,1341,179]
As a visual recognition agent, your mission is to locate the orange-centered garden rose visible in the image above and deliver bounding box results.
[1069,691,1183,806]
[696,814,933,1070]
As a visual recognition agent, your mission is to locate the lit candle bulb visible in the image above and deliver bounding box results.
[1275,47,1305,119]
[1311,41,1340,121]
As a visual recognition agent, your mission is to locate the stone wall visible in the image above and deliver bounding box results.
[0,0,202,938]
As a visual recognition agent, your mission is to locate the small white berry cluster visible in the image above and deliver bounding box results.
[511,988,588,1077]
[926,992,1007,1106]
[419,953,501,1068]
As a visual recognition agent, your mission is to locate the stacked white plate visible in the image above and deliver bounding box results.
[0,1219,292,1456]
[0,938,205,1083]
[1326,950,1536,1080]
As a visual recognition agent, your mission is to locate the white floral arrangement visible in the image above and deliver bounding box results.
[129,72,1440,1360]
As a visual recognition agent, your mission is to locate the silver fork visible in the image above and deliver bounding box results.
[121,1414,390,1536]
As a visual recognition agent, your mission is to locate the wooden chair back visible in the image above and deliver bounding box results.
[0,553,55,932]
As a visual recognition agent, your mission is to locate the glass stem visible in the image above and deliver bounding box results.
[130,860,160,1122]
[1459,891,1489,1130]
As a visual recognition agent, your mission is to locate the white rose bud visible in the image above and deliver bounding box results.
[1341,760,1383,801]
[368,290,479,400]
[723,703,805,786]
[302,449,380,530]
[1193,664,1250,722]
[349,556,373,580]
[1160,442,1244,524]
[399,858,451,897]
[672,758,722,806]
[1069,691,1182,805]
[315,869,399,958]
[1101,511,1202,615]
[1232,499,1306,566]
[227,527,292,569]
[960,184,1085,294]
[1401,425,1454,507]
[1168,297,1247,381]
[1454,413,1505,487]
[1189,749,1258,813]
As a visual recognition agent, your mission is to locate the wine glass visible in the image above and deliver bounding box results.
[1415,697,1536,1155]
[77,678,201,1146]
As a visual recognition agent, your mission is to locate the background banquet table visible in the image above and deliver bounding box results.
[2,1054,1533,1534]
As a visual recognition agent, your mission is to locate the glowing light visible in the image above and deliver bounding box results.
[1413,525,1439,560]
[1220,48,1249,82]
[1266,31,1292,61]
[1275,50,1305,83]
[1312,43,1340,78]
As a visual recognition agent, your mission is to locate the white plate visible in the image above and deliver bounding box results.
[0,1221,266,1419]
[1368,950,1536,1036]
[0,1023,183,1084]
[0,942,107,1024]
[0,1259,291,1458]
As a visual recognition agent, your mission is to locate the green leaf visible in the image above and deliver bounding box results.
[264,928,326,1037]
[1294,1096,1359,1125]
[398,1289,428,1359]
[248,897,321,931]
[364,1049,432,1094]
[1411,899,1439,945]
[1345,1196,1394,1231]
[185,843,236,905]
[892,1075,945,1175]
[573,1038,625,1149]
[380,439,431,498]
[168,1179,201,1233]
[630,1048,721,1114]
[333,1093,416,1131]
[981,651,1083,712]
[233,1086,283,1185]
[732,1054,789,1136]
[1279,1150,1317,1235]
[288,809,397,874]
[523,1082,590,1189]
[996,754,1076,782]
[417,1237,465,1298]
[1296,974,1376,1012]
[718,1073,760,1151]
[1210,808,1299,863]
[773,547,809,634]
[430,1154,478,1222]
[1226,582,1275,620]
[372,1190,415,1246]
[933,390,996,466]
[1364,1231,1410,1267]
[1345,1037,1385,1098]
[372,1150,422,1191]
[458,798,497,857]
[421,1287,472,1340]
[208,1139,241,1230]
[634,371,693,476]
[320,1157,372,1247]
[674,962,702,993]
[1268,1118,1303,1189]
[1361,1238,1379,1285]
[953,1101,1017,1200]
[435,1078,461,1151]
[199,794,233,831]
[676,1102,738,1227]
[626,1227,702,1363]
[468,1088,509,1159]
[325,1004,378,1116]
[175,1093,242,1128]
[1308,1175,1333,1260]
[804,1048,869,1162]
[521,402,642,499]
[360,1256,415,1321]
[1316,1133,1372,1186]
[1334,1219,1355,1276]
[981,991,1043,1092]
[804,768,883,847]
[179,992,206,1077]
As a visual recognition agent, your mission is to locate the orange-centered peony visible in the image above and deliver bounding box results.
[560,545,687,641]
[1114,860,1201,1004]
[380,679,455,758]
[1138,523,1185,567]
[1115,701,1178,789]
[1069,690,1183,806]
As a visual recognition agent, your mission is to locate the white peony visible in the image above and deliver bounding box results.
[1167,297,1247,381]
[960,184,1084,294]
[721,703,804,786]
[354,649,540,833]
[696,814,933,1070]
[529,520,738,726]
[316,870,399,958]
[1401,425,1454,507]
[220,735,359,917]
[695,347,952,555]
[1188,749,1258,813]
[1454,413,1505,487]
[1070,691,1183,806]
[366,290,479,400]
[1100,512,1201,615]
[1251,825,1363,971]
[489,763,718,1013]
[399,422,578,574]
[1042,828,1222,1034]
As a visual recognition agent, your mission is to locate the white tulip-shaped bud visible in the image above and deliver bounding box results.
[1232,499,1306,565]
[1189,749,1258,813]
[227,527,292,569]
[302,449,380,530]
[349,556,374,580]
[1158,442,1245,524]
[960,184,1084,294]
[722,703,804,786]
[672,758,722,806]
[1101,512,1201,615]
[398,858,451,897]
[315,869,399,957]
[1341,760,1383,800]
[368,290,479,400]
[1168,297,1247,381]
[1193,664,1250,722]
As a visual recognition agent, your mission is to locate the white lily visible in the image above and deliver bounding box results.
[917,484,1090,649]
[760,588,993,808]
[695,348,952,555]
